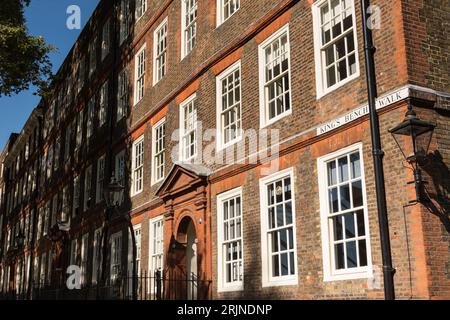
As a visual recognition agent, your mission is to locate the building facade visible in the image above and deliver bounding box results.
[0,0,449,300]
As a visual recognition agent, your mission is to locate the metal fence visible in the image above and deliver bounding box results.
[25,270,212,300]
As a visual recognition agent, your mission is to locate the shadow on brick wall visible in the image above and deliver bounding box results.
[422,150,450,233]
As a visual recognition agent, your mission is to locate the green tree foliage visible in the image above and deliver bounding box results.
[0,0,55,97]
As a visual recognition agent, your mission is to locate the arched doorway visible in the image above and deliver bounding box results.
[173,216,198,300]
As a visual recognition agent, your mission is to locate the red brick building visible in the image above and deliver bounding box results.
[0,0,449,300]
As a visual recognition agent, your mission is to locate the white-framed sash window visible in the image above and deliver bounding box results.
[258,24,292,127]
[312,0,360,98]
[131,136,144,196]
[151,118,166,185]
[259,168,298,287]
[317,143,372,281]
[217,187,243,292]
[217,0,240,26]
[134,44,146,105]
[216,61,242,150]
[153,19,168,85]
[149,216,164,273]
[181,0,197,59]
[179,94,198,162]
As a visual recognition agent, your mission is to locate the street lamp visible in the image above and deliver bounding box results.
[389,104,436,202]
[99,174,124,291]
[104,176,124,209]
[99,175,139,300]
[15,232,25,249]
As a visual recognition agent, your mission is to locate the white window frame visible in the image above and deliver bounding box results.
[258,24,293,128]
[153,18,168,85]
[217,187,244,292]
[135,0,147,22]
[101,18,110,61]
[131,136,144,196]
[70,238,78,266]
[312,0,360,99]
[134,224,142,274]
[134,44,146,105]
[115,150,126,205]
[89,39,96,77]
[92,227,102,285]
[179,93,198,162]
[80,233,89,286]
[128,224,142,280]
[110,231,122,283]
[84,165,92,211]
[148,216,164,273]
[99,81,108,127]
[181,0,197,60]
[216,60,243,151]
[317,143,373,282]
[119,0,131,45]
[73,175,80,217]
[96,155,106,204]
[259,167,298,287]
[76,111,83,149]
[151,118,166,185]
[216,0,240,26]
[86,97,95,139]
[117,68,128,122]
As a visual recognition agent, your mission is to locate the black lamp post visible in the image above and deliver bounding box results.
[99,175,138,300]
[389,104,436,202]
[104,176,124,208]
[99,175,124,299]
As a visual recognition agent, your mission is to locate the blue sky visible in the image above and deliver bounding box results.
[0,0,100,150]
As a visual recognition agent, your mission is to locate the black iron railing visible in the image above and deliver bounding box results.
[17,270,212,300]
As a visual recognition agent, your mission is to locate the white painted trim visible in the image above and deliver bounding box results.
[151,117,166,186]
[153,17,168,86]
[259,167,299,287]
[217,187,244,292]
[216,0,240,27]
[131,135,144,197]
[258,24,293,129]
[180,0,196,61]
[312,0,361,99]
[179,93,198,162]
[317,143,373,282]
[135,0,147,23]
[148,215,164,273]
[133,43,146,106]
[216,60,243,152]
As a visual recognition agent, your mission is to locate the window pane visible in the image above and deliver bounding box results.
[346,241,357,268]
[352,180,363,207]
[335,243,345,269]
[356,210,365,236]
[276,204,284,227]
[350,152,360,178]
[327,161,337,186]
[281,253,289,276]
[280,229,287,251]
[333,216,343,241]
[344,213,355,239]
[359,240,368,266]
[340,184,351,210]
[285,202,292,225]
[329,187,339,213]
[272,255,279,277]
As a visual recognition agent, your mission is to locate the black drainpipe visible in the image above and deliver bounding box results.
[360,0,395,300]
